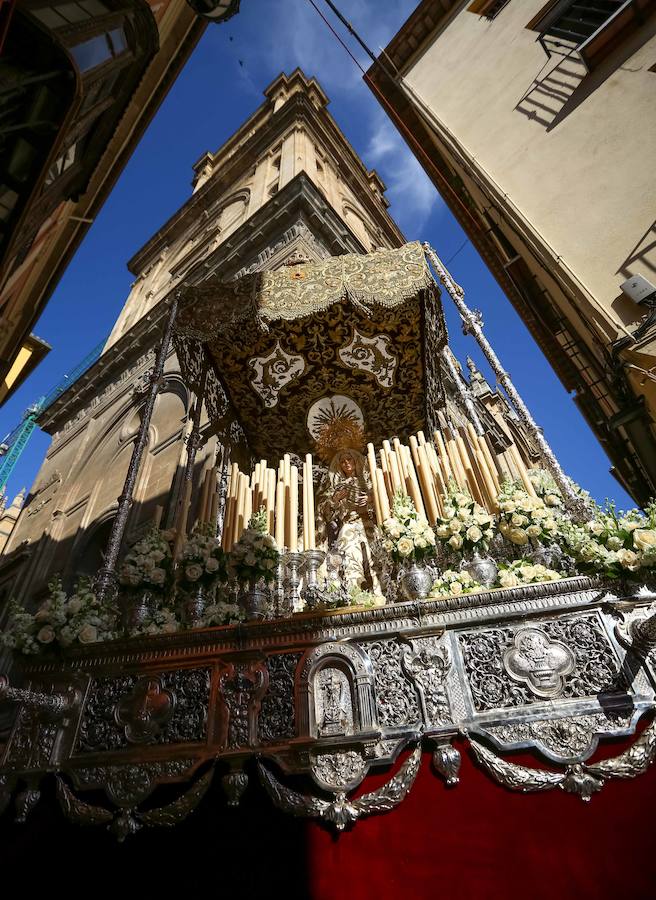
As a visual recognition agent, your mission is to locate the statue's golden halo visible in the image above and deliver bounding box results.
[314,416,366,464]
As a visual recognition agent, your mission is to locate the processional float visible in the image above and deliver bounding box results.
[1,242,656,837]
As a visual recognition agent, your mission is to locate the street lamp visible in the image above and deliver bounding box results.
[185,0,241,22]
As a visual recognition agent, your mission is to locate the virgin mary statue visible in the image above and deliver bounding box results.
[314,418,380,593]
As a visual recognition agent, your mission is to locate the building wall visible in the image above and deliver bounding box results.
[371,0,656,501]
[404,3,656,340]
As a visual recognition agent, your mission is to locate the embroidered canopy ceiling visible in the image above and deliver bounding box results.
[174,241,447,460]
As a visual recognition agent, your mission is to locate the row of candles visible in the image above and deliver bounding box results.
[222,453,316,553]
[217,426,538,552]
[368,424,537,525]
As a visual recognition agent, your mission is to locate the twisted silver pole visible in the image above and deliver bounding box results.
[423,243,577,505]
[95,295,179,603]
[441,347,484,435]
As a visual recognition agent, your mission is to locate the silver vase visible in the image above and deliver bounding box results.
[401,563,432,601]
[460,552,498,588]
[185,582,208,628]
[242,582,269,620]
[126,589,156,629]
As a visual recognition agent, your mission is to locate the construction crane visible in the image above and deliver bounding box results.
[0,339,105,492]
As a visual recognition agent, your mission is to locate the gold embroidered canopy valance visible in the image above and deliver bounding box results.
[173,242,447,460]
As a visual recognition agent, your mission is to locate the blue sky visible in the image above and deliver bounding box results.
[0,0,633,509]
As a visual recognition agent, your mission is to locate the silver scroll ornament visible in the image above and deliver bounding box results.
[258,745,422,831]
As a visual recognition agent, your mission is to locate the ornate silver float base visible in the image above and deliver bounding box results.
[3,575,656,838]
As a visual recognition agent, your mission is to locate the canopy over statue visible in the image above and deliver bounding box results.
[173,241,446,460]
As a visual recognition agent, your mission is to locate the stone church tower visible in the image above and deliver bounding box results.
[0,70,403,609]
[0,69,533,614]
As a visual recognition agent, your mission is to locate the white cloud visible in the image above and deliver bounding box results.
[366,110,442,237]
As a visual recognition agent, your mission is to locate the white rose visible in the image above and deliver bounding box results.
[185,564,203,582]
[457,509,470,522]
[617,548,639,570]
[397,537,414,557]
[511,513,528,527]
[78,624,98,644]
[244,552,257,566]
[150,567,166,585]
[435,525,450,539]
[450,582,463,595]
[526,525,541,538]
[509,528,528,546]
[384,518,402,538]
[67,598,83,615]
[424,529,436,545]
[35,607,51,623]
[607,536,622,551]
[634,529,656,552]
[545,494,561,507]
[414,536,427,549]
[449,520,463,534]
[455,493,469,508]
[205,557,219,573]
[37,625,55,644]
[448,534,463,550]
[499,571,519,588]
[589,521,604,536]
[382,539,394,552]
[466,525,482,543]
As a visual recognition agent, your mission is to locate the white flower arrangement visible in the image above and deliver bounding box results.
[560,500,656,578]
[382,492,437,563]
[227,508,280,585]
[429,569,482,599]
[198,600,245,627]
[179,523,227,586]
[319,582,381,610]
[497,559,563,588]
[118,527,173,594]
[1,577,118,654]
[127,605,180,639]
[434,486,495,556]
[528,469,564,510]
[497,481,559,547]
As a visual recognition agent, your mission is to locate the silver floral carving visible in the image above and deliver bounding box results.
[115,676,175,744]
[249,341,306,408]
[503,628,575,699]
[459,615,624,712]
[258,653,301,744]
[338,328,397,388]
[218,662,267,749]
[469,716,656,801]
[57,767,213,841]
[369,639,421,728]
[484,713,633,762]
[310,749,367,792]
[259,746,422,831]
[402,638,452,727]
[77,669,210,753]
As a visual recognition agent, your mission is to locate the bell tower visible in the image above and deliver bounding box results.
[105,69,404,350]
